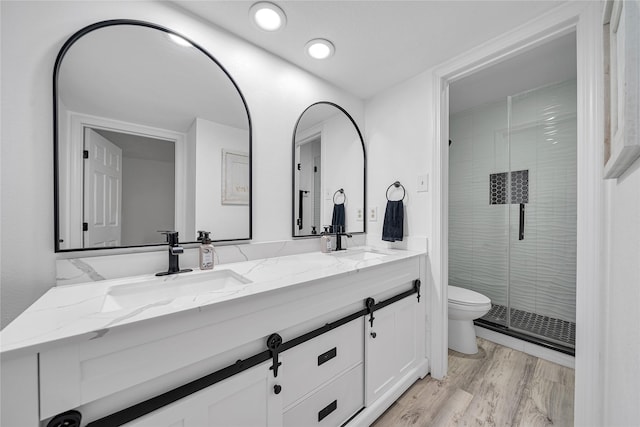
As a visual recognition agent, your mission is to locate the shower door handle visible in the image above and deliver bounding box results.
[519,203,525,240]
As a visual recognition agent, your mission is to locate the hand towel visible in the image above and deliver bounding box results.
[382,200,403,242]
[331,203,345,233]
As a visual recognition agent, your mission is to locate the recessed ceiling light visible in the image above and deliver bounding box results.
[167,33,192,48]
[250,2,287,32]
[305,39,335,59]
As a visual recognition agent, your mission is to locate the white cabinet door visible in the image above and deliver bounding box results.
[123,361,282,427]
[364,296,419,406]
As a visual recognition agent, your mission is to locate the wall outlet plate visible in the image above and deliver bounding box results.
[369,207,378,222]
[356,208,364,221]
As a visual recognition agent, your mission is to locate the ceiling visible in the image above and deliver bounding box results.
[171,0,567,100]
[449,31,577,114]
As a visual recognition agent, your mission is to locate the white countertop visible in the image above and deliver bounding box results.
[0,247,423,358]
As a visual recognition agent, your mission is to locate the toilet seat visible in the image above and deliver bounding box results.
[448,286,491,306]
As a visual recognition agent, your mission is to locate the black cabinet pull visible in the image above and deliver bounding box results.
[273,384,282,395]
[317,347,337,366]
[318,400,337,422]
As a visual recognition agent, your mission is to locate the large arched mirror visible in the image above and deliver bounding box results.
[292,102,365,237]
[54,20,251,251]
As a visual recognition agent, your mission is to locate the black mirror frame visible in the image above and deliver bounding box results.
[291,101,366,238]
[53,19,252,252]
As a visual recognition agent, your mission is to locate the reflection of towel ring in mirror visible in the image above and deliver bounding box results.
[386,181,406,201]
[333,188,346,204]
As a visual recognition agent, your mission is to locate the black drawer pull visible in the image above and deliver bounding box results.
[318,400,337,422]
[317,347,337,366]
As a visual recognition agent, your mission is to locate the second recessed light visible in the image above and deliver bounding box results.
[306,39,335,59]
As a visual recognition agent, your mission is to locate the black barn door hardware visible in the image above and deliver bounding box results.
[46,410,82,427]
[365,297,376,327]
[81,280,420,427]
[267,333,283,377]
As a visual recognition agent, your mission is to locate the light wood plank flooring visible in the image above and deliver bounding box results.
[372,338,574,427]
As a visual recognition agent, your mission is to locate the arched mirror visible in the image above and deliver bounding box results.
[54,20,251,251]
[292,102,365,237]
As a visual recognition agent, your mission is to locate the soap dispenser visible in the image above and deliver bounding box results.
[320,226,333,253]
[198,230,215,270]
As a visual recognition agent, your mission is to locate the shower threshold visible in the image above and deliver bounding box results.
[476,304,575,356]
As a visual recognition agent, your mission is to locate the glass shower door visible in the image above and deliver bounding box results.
[507,80,577,347]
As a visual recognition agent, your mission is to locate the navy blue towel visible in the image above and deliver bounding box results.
[382,200,403,242]
[331,203,345,233]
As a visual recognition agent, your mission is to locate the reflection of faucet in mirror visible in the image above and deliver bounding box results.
[156,231,193,276]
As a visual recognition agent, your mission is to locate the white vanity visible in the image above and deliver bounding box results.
[1,247,429,427]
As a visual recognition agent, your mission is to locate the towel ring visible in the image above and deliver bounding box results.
[386,181,406,201]
[333,188,346,204]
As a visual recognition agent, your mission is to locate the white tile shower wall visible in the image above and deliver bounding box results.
[449,80,576,323]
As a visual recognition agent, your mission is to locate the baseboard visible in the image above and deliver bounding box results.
[475,325,575,369]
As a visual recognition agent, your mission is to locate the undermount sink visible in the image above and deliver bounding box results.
[101,270,251,312]
[331,248,389,261]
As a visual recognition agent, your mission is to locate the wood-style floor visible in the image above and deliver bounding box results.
[372,338,575,427]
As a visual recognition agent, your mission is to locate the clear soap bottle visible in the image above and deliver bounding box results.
[320,226,333,253]
[198,230,215,270]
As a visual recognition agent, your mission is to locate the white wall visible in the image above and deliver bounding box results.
[365,73,432,246]
[193,118,249,240]
[603,157,640,425]
[321,113,364,233]
[0,0,364,328]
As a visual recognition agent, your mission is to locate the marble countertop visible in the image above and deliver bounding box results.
[0,246,423,358]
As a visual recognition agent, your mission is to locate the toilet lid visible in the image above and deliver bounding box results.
[448,286,491,306]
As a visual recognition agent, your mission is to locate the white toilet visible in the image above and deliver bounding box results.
[448,285,492,354]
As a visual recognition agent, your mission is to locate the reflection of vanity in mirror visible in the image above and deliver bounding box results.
[55,21,251,251]
[292,102,365,237]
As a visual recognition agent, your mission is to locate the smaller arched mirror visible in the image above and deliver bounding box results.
[292,102,365,237]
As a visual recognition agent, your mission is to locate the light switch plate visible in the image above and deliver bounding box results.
[417,174,428,192]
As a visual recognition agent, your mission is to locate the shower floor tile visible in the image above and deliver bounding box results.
[482,304,575,347]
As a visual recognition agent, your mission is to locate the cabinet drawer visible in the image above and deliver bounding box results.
[283,363,363,427]
[281,318,363,408]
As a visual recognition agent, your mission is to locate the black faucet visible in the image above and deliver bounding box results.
[332,226,352,251]
[156,231,193,276]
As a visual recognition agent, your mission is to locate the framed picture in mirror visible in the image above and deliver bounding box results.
[222,150,249,205]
